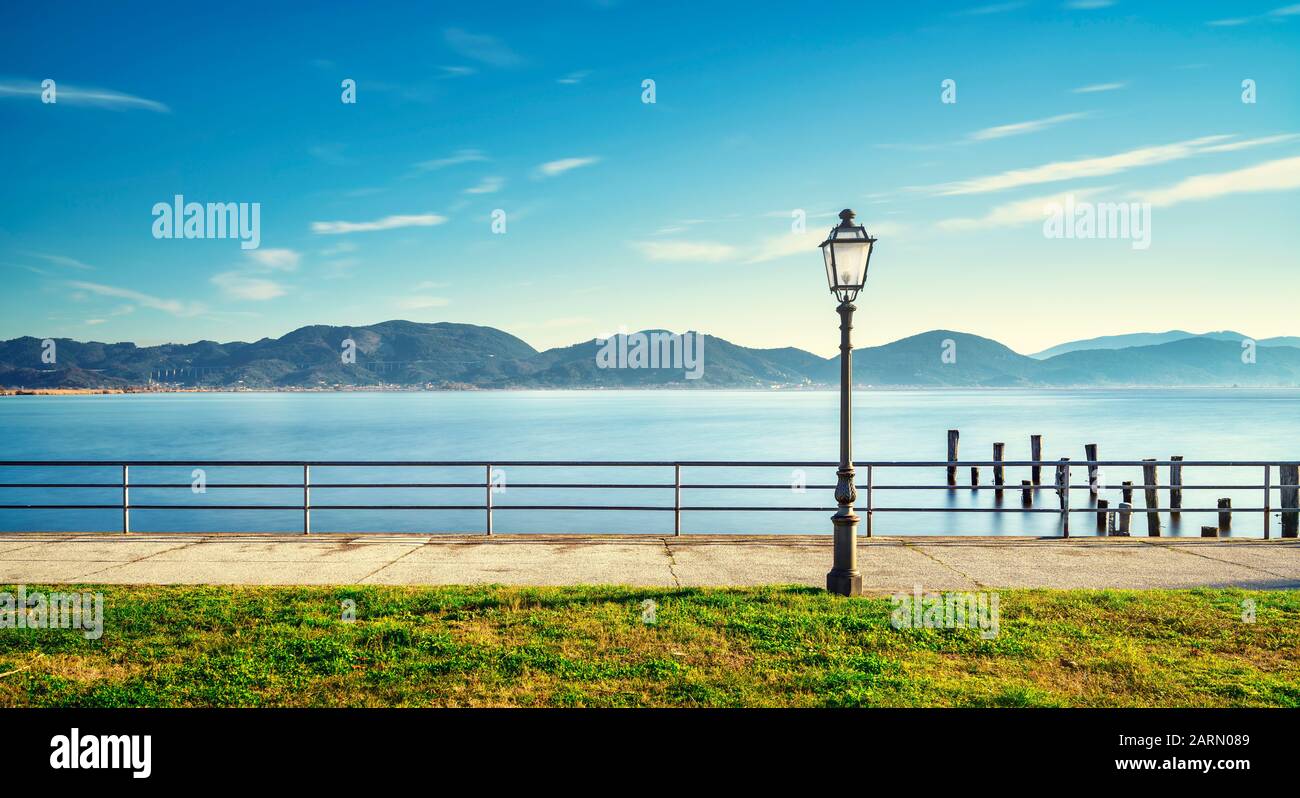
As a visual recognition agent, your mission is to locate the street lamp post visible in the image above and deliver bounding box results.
[819,209,877,597]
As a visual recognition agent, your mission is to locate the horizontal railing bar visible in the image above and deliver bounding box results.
[0,460,813,467]
[0,505,125,510]
[0,482,1285,492]
[3,504,1279,513]
[0,483,679,490]
[0,483,329,490]
[1,460,1296,467]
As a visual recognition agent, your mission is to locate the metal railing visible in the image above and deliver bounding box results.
[0,459,1296,538]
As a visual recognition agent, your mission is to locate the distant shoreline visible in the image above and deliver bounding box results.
[1,388,128,396]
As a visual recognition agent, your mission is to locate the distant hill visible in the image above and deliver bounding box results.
[1035,337,1300,386]
[3,322,1300,389]
[1030,329,1296,359]
[845,330,1040,387]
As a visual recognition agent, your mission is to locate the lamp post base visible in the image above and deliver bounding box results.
[826,569,863,597]
[826,510,862,597]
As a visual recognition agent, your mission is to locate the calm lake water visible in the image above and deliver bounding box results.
[0,389,1296,536]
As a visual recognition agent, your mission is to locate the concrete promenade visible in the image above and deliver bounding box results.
[0,533,1297,591]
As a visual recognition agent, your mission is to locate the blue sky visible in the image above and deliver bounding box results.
[1,0,1298,356]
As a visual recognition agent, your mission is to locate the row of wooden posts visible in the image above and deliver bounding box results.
[944,430,1299,538]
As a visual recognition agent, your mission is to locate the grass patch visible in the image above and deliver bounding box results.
[0,585,1296,707]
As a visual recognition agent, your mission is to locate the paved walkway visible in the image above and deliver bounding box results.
[0,534,1297,591]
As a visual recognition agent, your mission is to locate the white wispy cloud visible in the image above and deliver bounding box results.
[440,65,477,78]
[958,2,1025,15]
[243,248,300,270]
[558,71,590,85]
[1071,81,1127,93]
[0,79,169,112]
[464,176,505,194]
[534,156,600,178]
[211,272,286,301]
[1137,155,1300,207]
[632,240,737,262]
[1209,5,1300,25]
[443,28,522,67]
[1065,0,1114,8]
[938,188,1110,230]
[746,222,906,263]
[932,155,1300,230]
[746,230,825,264]
[969,112,1089,141]
[925,134,1293,196]
[66,281,203,316]
[27,252,94,270]
[311,214,447,235]
[1197,133,1300,153]
[413,149,488,171]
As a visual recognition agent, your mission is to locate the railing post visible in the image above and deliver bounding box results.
[122,464,130,534]
[865,464,873,537]
[1264,465,1271,540]
[303,464,311,535]
[485,464,493,536]
[1169,456,1184,518]
[673,464,681,536]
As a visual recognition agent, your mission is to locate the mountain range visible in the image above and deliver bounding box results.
[1029,329,1300,359]
[3,321,1299,389]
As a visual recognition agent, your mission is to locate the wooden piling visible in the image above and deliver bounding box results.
[1142,459,1160,536]
[970,466,979,488]
[1021,480,1033,507]
[1122,481,1134,504]
[993,442,1006,487]
[1218,498,1232,533]
[1201,526,1219,538]
[1169,456,1184,517]
[1030,434,1043,485]
[1084,443,1100,496]
[1056,458,1071,537]
[1283,465,1299,538]
[1096,499,1109,533]
[1117,502,1132,536]
[947,429,959,487]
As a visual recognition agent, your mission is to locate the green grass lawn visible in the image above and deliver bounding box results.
[1,584,1297,707]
